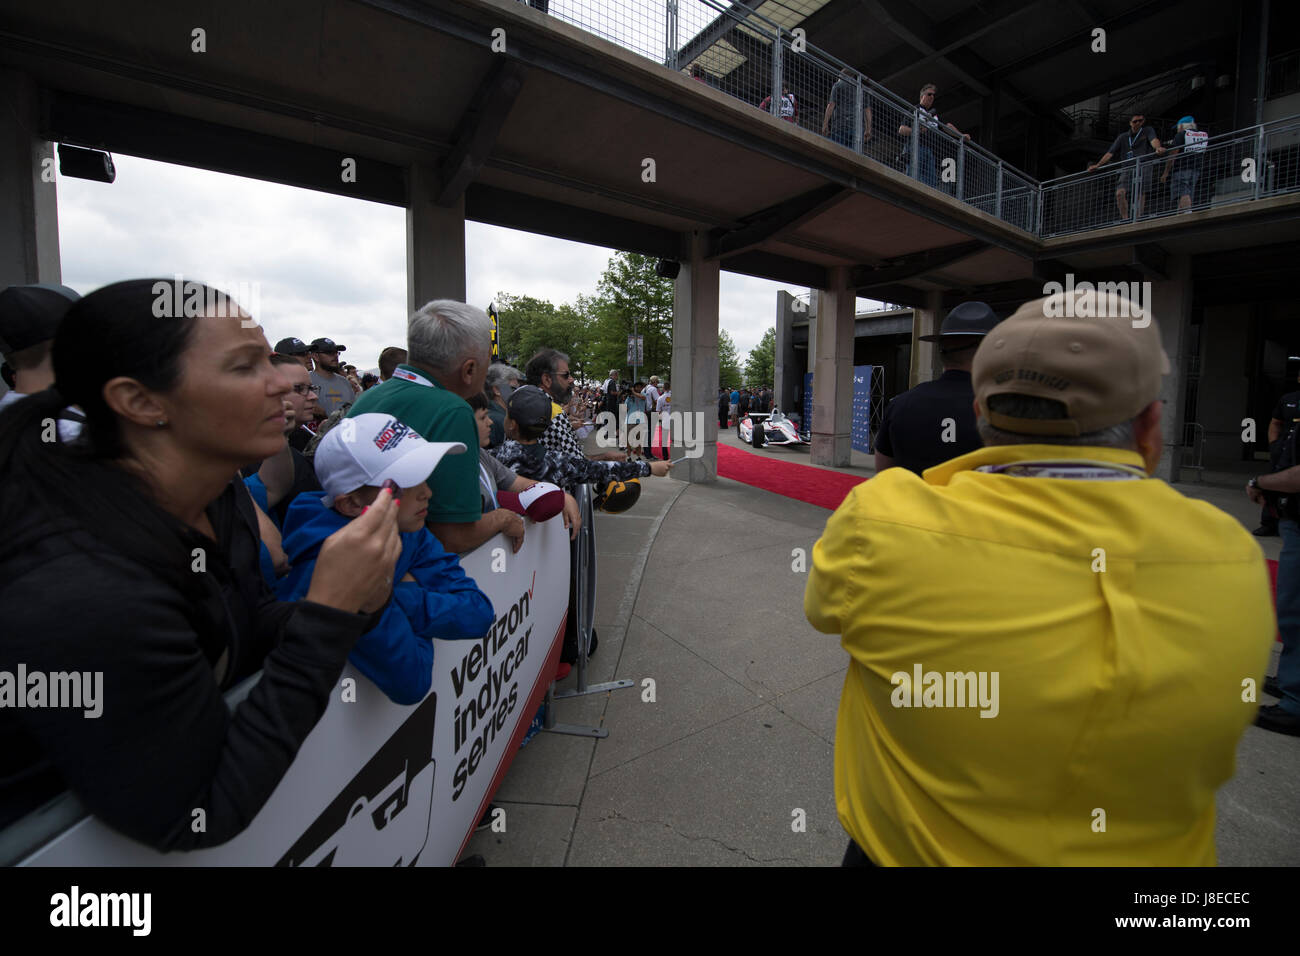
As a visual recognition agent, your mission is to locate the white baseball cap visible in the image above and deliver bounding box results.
[315,413,465,506]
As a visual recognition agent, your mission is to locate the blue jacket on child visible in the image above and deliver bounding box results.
[276,492,494,705]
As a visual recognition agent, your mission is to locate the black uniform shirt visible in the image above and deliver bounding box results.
[875,369,980,475]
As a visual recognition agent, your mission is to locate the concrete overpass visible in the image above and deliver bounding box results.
[2,0,1297,480]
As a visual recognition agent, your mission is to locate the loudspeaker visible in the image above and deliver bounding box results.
[58,145,116,183]
[654,259,681,279]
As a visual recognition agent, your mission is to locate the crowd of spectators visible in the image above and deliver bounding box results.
[719,384,775,430]
[0,284,672,859]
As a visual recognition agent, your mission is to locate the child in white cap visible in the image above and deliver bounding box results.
[277,413,493,704]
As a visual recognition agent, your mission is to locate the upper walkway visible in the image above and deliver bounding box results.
[5,0,1298,306]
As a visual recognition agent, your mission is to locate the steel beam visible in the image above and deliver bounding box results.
[436,60,527,206]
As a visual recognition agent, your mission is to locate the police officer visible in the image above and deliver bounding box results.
[874,301,999,475]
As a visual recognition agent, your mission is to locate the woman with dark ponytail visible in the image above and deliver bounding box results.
[0,279,404,852]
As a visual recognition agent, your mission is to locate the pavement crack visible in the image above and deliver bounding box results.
[597,809,805,864]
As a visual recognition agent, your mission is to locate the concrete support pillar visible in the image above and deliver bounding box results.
[0,71,61,290]
[670,230,720,483]
[406,164,466,313]
[1151,254,1194,482]
[909,290,944,387]
[773,290,803,414]
[810,266,854,467]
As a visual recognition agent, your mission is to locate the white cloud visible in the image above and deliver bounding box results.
[56,153,816,370]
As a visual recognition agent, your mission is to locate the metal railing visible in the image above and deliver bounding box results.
[1039,117,1300,237]
[526,0,1038,231]
[519,1,1300,241]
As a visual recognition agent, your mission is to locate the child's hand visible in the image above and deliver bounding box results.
[306,486,402,614]
[649,460,672,477]
[561,492,582,540]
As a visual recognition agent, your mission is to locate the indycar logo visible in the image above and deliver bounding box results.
[277,693,438,867]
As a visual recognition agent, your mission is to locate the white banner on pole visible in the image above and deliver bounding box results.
[19,520,568,867]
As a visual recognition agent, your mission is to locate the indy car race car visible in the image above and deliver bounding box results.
[738,408,808,448]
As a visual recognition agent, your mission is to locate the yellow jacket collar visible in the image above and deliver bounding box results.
[922,444,1149,486]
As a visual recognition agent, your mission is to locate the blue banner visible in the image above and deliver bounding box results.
[852,365,872,453]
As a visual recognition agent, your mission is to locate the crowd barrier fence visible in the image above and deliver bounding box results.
[3,517,572,867]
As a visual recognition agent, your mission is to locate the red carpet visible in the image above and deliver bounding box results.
[716,442,866,511]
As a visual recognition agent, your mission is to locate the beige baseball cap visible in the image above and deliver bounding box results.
[972,288,1171,436]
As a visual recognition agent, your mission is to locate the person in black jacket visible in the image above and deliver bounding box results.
[0,279,403,853]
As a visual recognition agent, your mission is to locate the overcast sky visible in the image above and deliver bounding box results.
[54,153,825,375]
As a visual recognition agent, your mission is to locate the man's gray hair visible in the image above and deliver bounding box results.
[977,393,1136,449]
[485,362,524,396]
[407,300,491,376]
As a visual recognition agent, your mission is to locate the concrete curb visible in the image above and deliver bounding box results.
[607,480,690,639]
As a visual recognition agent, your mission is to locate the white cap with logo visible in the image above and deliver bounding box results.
[314,412,466,506]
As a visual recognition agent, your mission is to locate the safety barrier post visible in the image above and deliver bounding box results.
[1253,125,1265,200]
[769,28,783,119]
[664,0,679,71]
[854,74,864,154]
[910,115,920,180]
[548,483,635,737]
[956,137,965,200]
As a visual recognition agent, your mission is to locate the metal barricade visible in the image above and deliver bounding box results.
[545,482,635,739]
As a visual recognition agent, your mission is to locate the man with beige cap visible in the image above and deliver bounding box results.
[805,288,1275,866]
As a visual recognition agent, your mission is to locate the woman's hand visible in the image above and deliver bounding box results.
[306,487,402,613]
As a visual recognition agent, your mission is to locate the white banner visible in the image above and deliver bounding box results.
[19,519,568,867]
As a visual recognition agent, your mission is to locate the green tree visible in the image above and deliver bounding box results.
[718,329,743,389]
[493,293,592,380]
[745,326,776,385]
[591,252,674,383]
